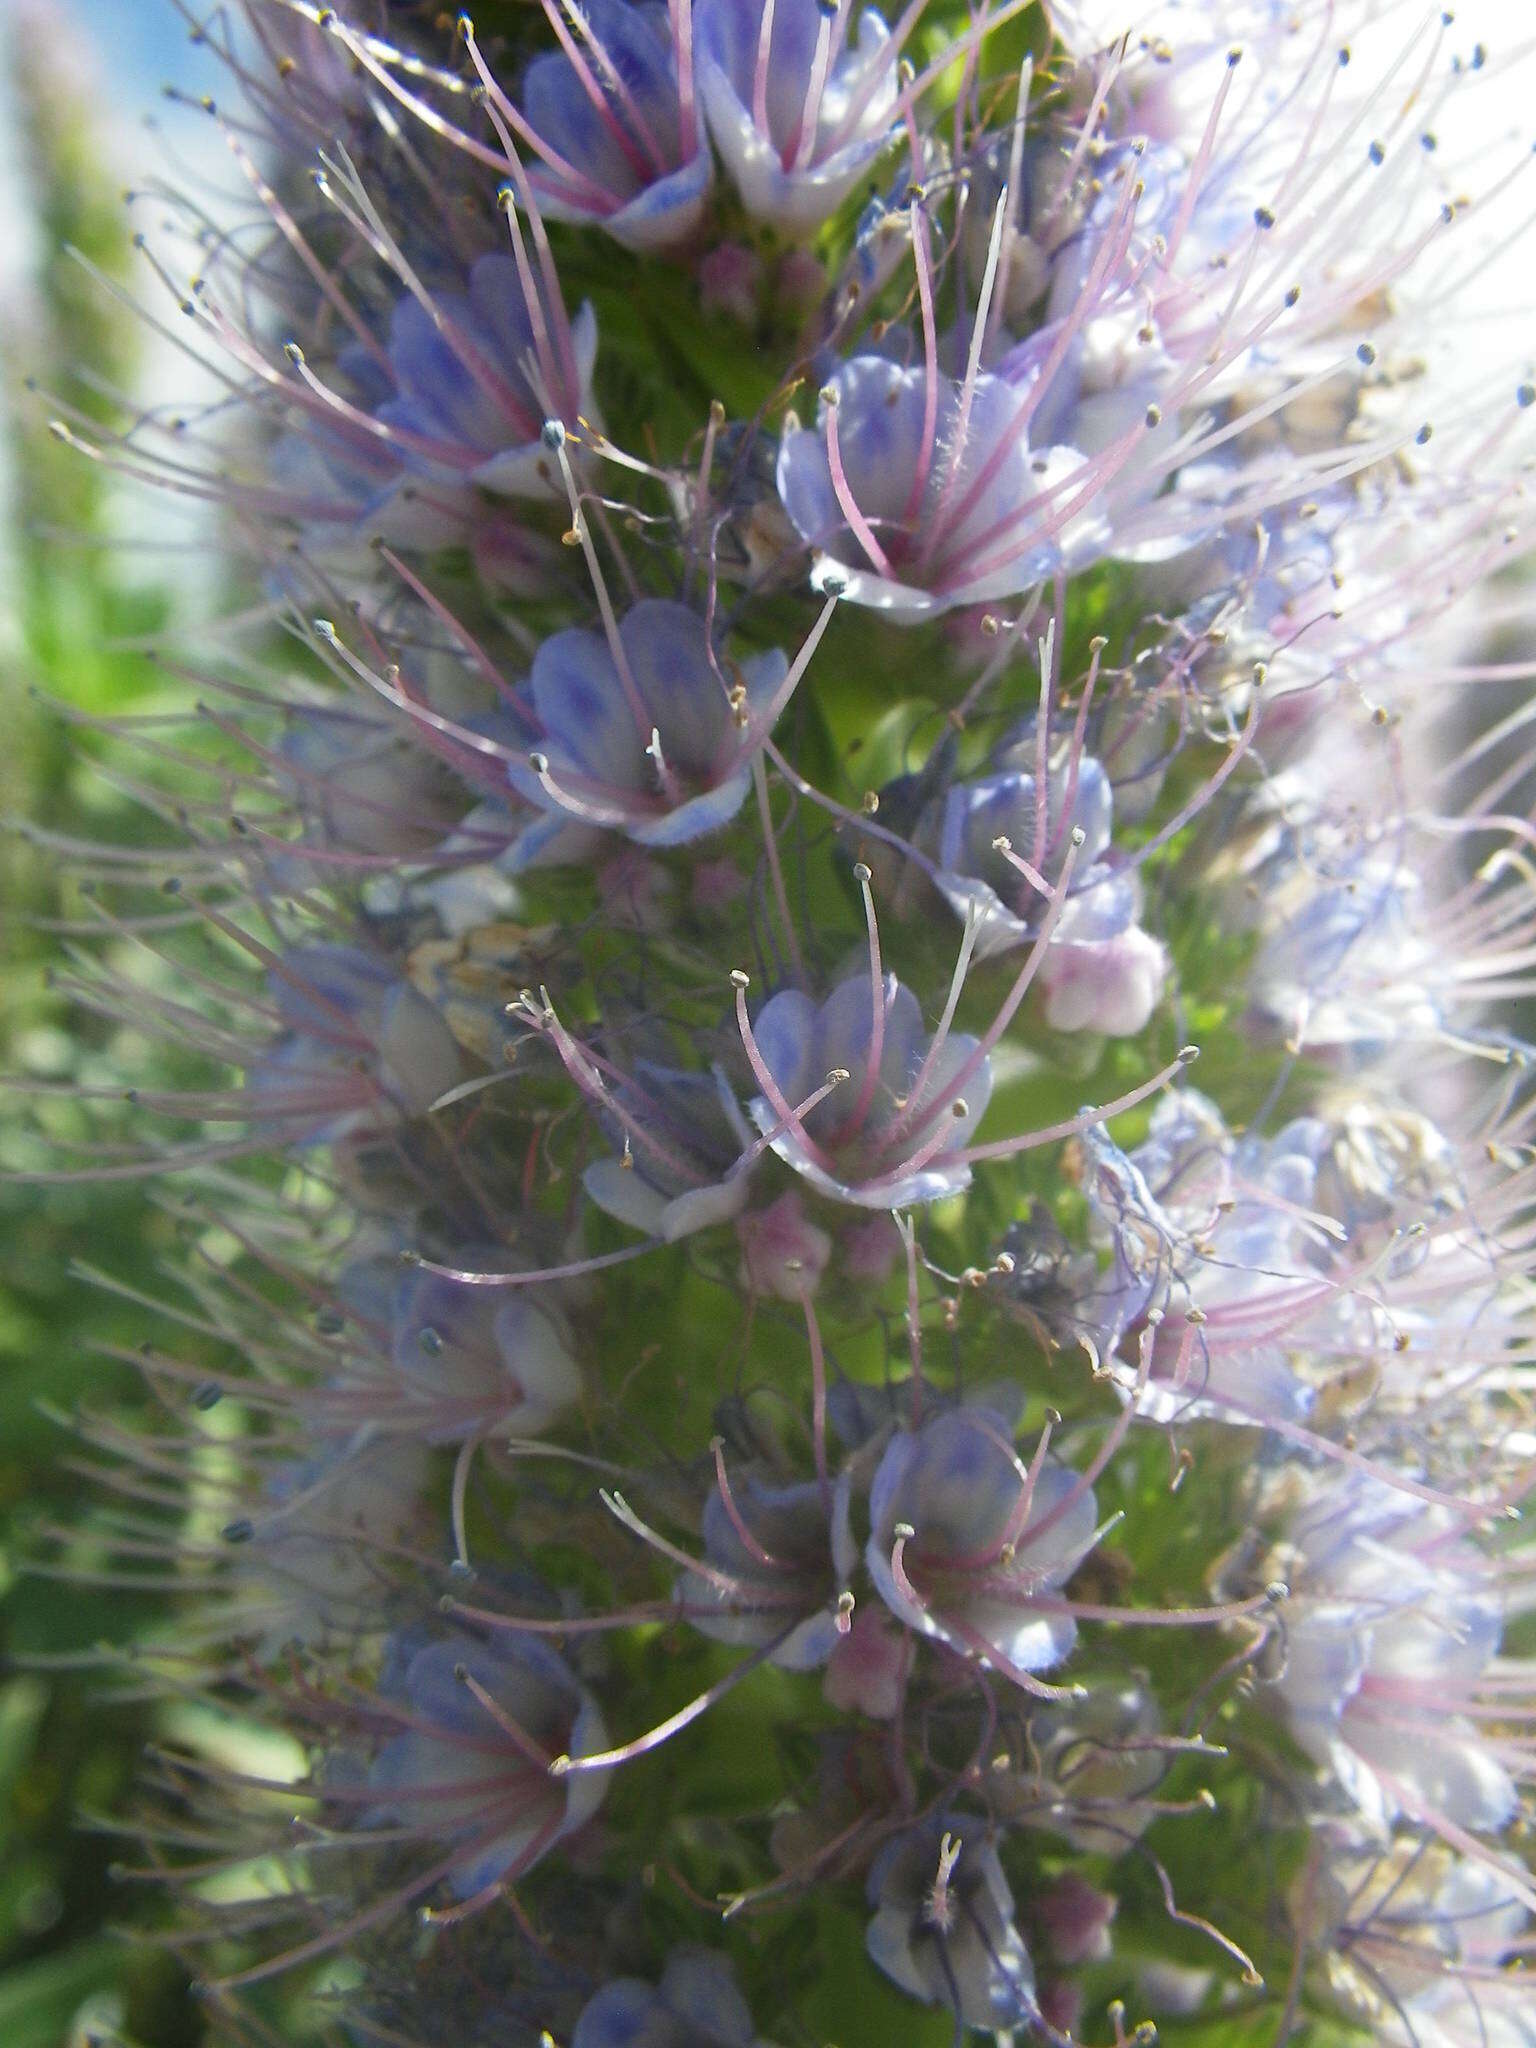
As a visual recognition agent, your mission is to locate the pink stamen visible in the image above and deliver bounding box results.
[462,35,586,403]
[734,1068,849,1173]
[834,863,889,1142]
[823,396,894,576]
[1059,636,1107,834]
[533,999,703,1182]
[920,186,1011,573]
[450,1430,484,1571]
[455,1665,557,1770]
[955,1048,1198,1168]
[404,1243,656,1288]
[528,756,640,828]
[542,429,657,745]
[752,0,779,143]
[1033,616,1057,873]
[929,168,1143,566]
[442,1598,681,1635]
[732,976,838,1174]
[787,0,841,173]
[900,202,941,528]
[711,1438,786,1569]
[889,1524,927,1612]
[738,584,843,752]
[938,1607,1087,1702]
[600,1487,776,1600]
[935,1411,1052,1571]
[824,0,931,152]
[401,15,617,203]
[986,56,1032,355]
[669,0,697,154]
[1161,52,1243,276]
[894,828,1087,1142]
[542,0,667,181]
[550,1621,801,1773]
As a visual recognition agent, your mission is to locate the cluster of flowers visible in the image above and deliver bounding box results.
[30,0,1536,2041]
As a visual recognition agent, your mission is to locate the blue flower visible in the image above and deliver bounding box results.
[1272,1472,1519,1842]
[367,1631,608,1898]
[505,600,790,860]
[379,1262,582,1443]
[776,353,1096,618]
[521,0,712,251]
[996,1681,1167,1854]
[675,1464,855,1667]
[695,0,900,236]
[572,1947,762,2048]
[366,255,598,497]
[932,748,1116,916]
[746,971,992,1208]
[914,727,1165,1031]
[266,252,598,564]
[229,1438,433,1658]
[276,704,461,859]
[865,1818,1037,2033]
[582,1061,757,1239]
[865,1404,1098,1681]
[251,945,463,1145]
[1077,1090,1406,1428]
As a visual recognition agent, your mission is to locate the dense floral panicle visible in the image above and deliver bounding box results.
[27,0,1536,2039]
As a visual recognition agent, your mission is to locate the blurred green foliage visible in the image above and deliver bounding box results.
[0,21,206,2045]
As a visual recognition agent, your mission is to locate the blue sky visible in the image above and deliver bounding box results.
[35,0,212,99]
